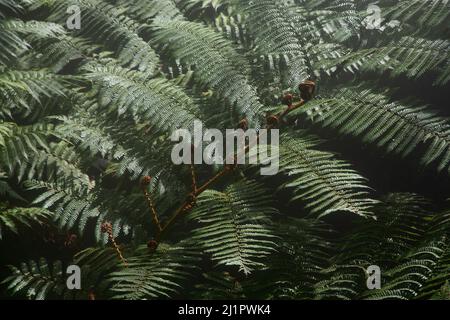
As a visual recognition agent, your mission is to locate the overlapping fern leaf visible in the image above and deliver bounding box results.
[278,132,377,218]
[107,243,200,299]
[151,18,265,124]
[189,179,278,275]
[1,0,449,301]
[297,86,450,174]
[2,258,87,300]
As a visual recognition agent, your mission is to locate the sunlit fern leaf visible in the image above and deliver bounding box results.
[26,33,100,73]
[1,132,90,190]
[189,179,278,275]
[26,179,98,235]
[35,0,160,74]
[233,0,310,87]
[107,243,200,299]
[112,0,184,22]
[82,62,202,135]
[299,87,450,175]
[297,0,362,42]
[55,114,162,181]
[382,0,450,32]
[1,0,450,301]
[0,68,69,118]
[323,37,450,83]
[0,122,53,176]
[54,116,117,158]
[152,19,265,125]
[0,19,65,66]
[378,37,450,82]
[278,132,377,218]
[213,13,251,47]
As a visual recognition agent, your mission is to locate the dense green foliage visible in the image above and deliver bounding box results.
[0,0,449,300]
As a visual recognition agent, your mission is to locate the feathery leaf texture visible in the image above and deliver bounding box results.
[278,133,377,218]
[1,0,449,301]
[300,87,450,174]
[190,180,278,275]
[152,19,265,124]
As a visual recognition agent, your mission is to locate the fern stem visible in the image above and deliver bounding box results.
[190,163,197,193]
[109,234,128,267]
[143,189,162,232]
[154,99,306,246]
[102,223,128,266]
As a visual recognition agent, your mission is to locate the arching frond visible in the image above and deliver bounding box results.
[234,0,310,87]
[0,19,66,66]
[2,258,70,300]
[107,243,200,299]
[190,180,278,275]
[299,87,450,174]
[382,0,450,32]
[38,0,160,74]
[0,68,69,118]
[0,205,51,239]
[26,179,97,235]
[152,19,265,124]
[278,132,377,218]
[82,62,202,134]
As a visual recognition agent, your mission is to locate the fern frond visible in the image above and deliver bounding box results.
[313,193,433,300]
[0,68,69,118]
[152,19,265,124]
[382,0,450,32]
[0,0,23,17]
[322,37,450,83]
[0,205,51,239]
[234,0,310,87]
[107,243,200,299]
[40,0,160,74]
[259,218,334,299]
[337,193,432,265]
[2,258,67,300]
[83,62,202,134]
[0,177,25,201]
[362,242,446,300]
[26,179,97,235]
[278,132,377,218]
[300,87,450,174]
[113,0,183,22]
[0,19,66,65]
[0,122,52,175]
[190,179,278,275]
